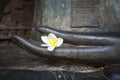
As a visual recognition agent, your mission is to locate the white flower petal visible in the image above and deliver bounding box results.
[47,46,55,51]
[41,44,49,47]
[57,38,63,47]
[41,36,49,44]
[41,33,63,51]
[48,33,57,39]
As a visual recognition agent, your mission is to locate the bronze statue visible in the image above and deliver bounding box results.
[13,26,120,66]
[11,0,120,80]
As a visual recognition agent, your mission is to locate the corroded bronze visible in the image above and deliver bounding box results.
[38,26,120,45]
[0,0,120,79]
[12,26,120,65]
[71,0,100,27]
[11,0,120,67]
[34,0,120,32]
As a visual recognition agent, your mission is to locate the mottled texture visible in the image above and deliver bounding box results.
[12,27,120,66]
[0,69,109,80]
[34,0,120,35]
[0,0,34,45]
[0,0,6,22]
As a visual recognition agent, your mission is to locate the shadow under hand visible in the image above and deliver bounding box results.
[103,64,120,80]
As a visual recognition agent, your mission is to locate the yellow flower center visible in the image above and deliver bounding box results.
[48,38,58,47]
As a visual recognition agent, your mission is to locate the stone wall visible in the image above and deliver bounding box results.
[0,0,34,45]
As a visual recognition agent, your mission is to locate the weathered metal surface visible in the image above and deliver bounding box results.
[0,44,101,72]
[12,0,120,66]
[34,0,70,32]
[0,44,120,80]
[38,27,120,45]
[34,0,120,33]
[0,45,119,80]
[71,0,100,27]
[34,0,71,32]
[12,27,120,66]
[0,0,120,79]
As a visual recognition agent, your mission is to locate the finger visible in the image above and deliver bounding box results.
[37,26,120,46]
[12,35,119,65]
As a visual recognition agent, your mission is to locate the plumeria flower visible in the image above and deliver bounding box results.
[41,33,63,51]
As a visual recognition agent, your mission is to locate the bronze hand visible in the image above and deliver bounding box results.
[12,27,120,65]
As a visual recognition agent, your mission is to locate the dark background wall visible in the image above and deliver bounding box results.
[0,0,34,45]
